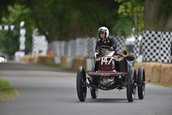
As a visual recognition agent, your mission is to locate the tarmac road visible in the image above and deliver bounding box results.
[0,62,172,115]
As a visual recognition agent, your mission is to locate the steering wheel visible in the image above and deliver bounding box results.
[96,46,113,52]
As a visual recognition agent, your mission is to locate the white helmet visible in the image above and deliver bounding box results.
[98,26,109,38]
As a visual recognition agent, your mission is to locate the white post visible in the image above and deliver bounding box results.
[138,35,142,62]
[20,21,26,52]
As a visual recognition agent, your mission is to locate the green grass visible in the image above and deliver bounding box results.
[0,78,17,103]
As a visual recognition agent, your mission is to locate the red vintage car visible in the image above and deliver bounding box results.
[76,46,145,102]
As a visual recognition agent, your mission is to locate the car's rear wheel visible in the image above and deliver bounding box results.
[127,67,136,102]
[90,88,98,99]
[76,66,87,102]
[138,67,145,99]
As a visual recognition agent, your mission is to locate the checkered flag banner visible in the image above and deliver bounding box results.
[134,36,140,59]
[142,30,171,63]
[87,38,96,57]
[159,32,171,63]
[113,36,126,53]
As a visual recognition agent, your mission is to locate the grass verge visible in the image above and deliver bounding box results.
[0,78,18,103]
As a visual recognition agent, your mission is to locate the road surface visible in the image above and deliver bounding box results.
[0,62,172,115]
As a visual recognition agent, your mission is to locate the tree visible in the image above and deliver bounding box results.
[144,0,172,31]
[0,4,35,55]
[116,0,172,32]
[23,0,82,41]
[0,31,19,56]
[24,0,119,41]
[115,0,144,34]
[0,0,15,21]
[112,17,133,36]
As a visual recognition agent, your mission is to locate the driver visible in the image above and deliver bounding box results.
[94,26,117,71]
[95,26,117,52]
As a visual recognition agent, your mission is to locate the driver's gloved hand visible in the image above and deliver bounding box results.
[95,48,100,53]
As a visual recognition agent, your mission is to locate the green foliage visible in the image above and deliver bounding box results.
[0,77,17,103]
[0,1,16,21]
[160,0,172,15]
[1,0,171,41]
[156,0,172,26]
[0,4,35,55]
[1,0,137,44]
[118,2,132,16]
[26,0,119,41]
[112,17,133,36]
[115,0,144,34]
[0,78,11,90]
[0,31,19,55]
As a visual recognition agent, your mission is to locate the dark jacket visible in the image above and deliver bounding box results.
[95,37,117,51]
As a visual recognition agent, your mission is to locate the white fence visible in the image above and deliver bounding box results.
[48,37,97,58]
[32,35,48,56]
[47,37,127,69]
[40,31,172,69]
[48,36,128,58]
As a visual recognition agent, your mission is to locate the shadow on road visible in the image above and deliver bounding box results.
[74,98,133,103]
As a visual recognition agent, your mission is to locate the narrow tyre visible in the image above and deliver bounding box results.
[90,88,98,99]
[138,67,145,99]
[76,67,87,102]
[127,67,136,102]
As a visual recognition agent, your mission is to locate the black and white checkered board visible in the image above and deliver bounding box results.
[134,36,140,59]
[87,38,96,57]
[141,31,171,63]
[113,36,126,53]
[159,32,171,63]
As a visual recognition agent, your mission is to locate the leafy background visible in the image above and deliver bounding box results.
[0,0,172,56]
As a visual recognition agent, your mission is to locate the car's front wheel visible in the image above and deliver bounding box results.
[127,67,136,102]
[76,66,87,102]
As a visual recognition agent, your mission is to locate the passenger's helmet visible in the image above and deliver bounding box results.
[98,26,109,38]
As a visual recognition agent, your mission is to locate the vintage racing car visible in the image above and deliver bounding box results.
[76,46,145,102]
